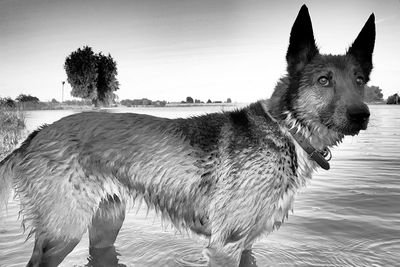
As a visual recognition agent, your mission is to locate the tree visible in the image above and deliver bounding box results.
[64,46,98,104]
[186,96,194,103]
[226,98,232,103]
[16,94,39,102]
[387,93,399,104]
[0,97,16,108]
[120,99,134,107]
[364,85,383,102]
[207,99,212,104]
[64,46,119,106]
[96,53,119,105]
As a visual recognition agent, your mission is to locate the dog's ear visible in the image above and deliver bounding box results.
[347,14,375,78]
[286,5,319,74]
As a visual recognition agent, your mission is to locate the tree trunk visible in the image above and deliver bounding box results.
[92,98,99,108]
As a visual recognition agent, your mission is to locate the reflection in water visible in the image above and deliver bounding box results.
[87,246,126,267]
[239,250,257,267]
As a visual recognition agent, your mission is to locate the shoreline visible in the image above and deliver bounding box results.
[22,102,246,111]
[24,101,390,111]
[4,101,392,112]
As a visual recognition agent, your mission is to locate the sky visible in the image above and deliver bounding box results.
[0,0,399,103]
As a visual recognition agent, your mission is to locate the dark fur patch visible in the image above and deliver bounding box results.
[177,113,226,153]
[229,109,250,129]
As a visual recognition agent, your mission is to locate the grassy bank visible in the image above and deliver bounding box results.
[0,107,26,160]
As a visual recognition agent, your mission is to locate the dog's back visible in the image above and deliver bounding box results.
[0,104,297,235]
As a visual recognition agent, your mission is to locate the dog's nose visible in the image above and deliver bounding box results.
[346,105,370,123]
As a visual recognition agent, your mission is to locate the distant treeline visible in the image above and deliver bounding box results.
[120,98,167,107]
[1,94,235,110]
[387,93,399,104]
[4,86,398,110]
[119,97,233,107]
[0,94,92,110]
[180,97,232,104]
[364,85,383,103]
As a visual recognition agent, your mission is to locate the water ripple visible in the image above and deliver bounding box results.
[1,105,399,267]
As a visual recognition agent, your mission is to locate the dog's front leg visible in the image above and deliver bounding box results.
[202,241,243,267]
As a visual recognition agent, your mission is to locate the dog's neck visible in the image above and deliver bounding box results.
[280,111,344,170]
[260,100,343,170]
[265,77,344,149]
[282,111,344,150]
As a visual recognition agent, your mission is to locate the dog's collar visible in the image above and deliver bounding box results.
[259,101,332,170]
[288,127,332,170]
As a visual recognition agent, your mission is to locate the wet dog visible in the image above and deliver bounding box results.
[0,5,375,267]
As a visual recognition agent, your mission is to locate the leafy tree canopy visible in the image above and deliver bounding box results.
[364,85,383,102]
[64,46,119,106]
[16,94,39,102]
[387,93,399,104]
[0,97,16,108]
[186,96,194,103]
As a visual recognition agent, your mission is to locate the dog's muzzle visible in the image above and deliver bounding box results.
[346,104,370,130]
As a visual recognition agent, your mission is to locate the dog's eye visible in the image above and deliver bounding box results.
[356,76,365,86]
[318,76,330,87]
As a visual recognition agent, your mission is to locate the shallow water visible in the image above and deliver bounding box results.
[0,104,399,267]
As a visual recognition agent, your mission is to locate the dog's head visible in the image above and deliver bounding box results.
[270,5,375,139]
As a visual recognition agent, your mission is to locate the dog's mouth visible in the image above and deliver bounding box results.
[359,119,369,131]
[328,104,370,136]
[335,118,369,136]
[344,108,370,135]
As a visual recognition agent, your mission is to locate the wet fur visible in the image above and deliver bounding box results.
[0,5,375,267]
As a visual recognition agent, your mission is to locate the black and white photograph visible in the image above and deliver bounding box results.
[0,0,399,266]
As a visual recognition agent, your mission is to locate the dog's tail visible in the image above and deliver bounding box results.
[0,128,42,214]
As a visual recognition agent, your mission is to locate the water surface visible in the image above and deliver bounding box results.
[0,105,399,266]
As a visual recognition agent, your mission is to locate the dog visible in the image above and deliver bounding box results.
[0,5,375,267]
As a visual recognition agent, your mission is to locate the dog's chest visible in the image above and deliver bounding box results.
[292,137,317,182]
[256,137,316,235]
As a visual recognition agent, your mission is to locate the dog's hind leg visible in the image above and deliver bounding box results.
[21,178,93,266]
[88,194,126,249]
[26,232,82,267]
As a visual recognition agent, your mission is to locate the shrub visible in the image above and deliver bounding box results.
[0,107,26,160]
